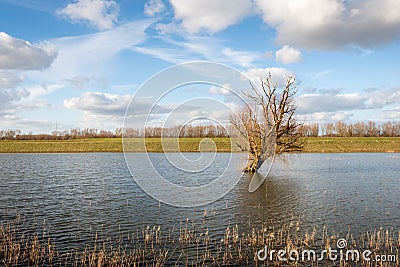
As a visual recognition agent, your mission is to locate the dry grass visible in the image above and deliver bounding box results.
[1,216,399,266]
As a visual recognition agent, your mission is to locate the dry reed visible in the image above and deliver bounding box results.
[1,215,399,266]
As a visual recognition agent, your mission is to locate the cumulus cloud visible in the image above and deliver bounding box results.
[57,0,119,30]
[293,87,400,122]
[296,111,354,122]
[379,107,400,120]
[64,92,171,116]
[64,92,131,115]
[0,88,29,105]
[0,70,23,88]
[233,69,400,123]
[0,83,61,111]
[0,114,57,133]
[255,0,400,50]
[14,84,62,111]
[366,87,400,109]
[170,0,253,33]
[0,32,57,70]
[144,0,166,16]
[30,20,151,84]
[0,84,59,120]
[275,45,302,64]
[64,92,233,128]
[297,93,367,114]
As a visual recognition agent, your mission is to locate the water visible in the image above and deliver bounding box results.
[0,153,399,251]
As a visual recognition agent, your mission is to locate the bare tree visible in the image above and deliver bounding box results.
[230,73,303,173]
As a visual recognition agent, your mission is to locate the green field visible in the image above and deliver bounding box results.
[303,137,400,153]
[0,138,123,153]
[0,137,399,153]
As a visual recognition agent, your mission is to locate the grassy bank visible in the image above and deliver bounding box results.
[0,137,399,153]
[0,138,124,153]
[303,137,400,153]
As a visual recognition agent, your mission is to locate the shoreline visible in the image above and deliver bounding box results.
[1,137,399,153]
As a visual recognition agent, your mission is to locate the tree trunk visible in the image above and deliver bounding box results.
[243,156,265,172]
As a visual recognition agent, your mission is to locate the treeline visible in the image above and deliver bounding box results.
[137,121,400,138]
[1,121,400,140]
[0,128,122,140]
[0,125,229,140]
[298,121,400,137]
[126,125,229,138]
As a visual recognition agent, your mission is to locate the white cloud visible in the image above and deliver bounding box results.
[133,35,260,67]
[208,84,231,95]
[155,22,187,35]
[29,20,151,84]
[221,47,257,67]
[0,70,23,88]
[331,112,354,121]
[263,51,273,59]
[57,0,119,30]
[311,69,335,80]
[64,92,233,128]
[297,93,367,114]
[379,107,400,120]
[6,19,153,132]
[242,67,294,87]
[275,45,302,64]
[0,88,29,106]
[0,83,61,120]
[0,32,57,70]
[296,111,354,122]
[170,0,253,33]
[64,92,132,115]
[255,0,400,49]
[293,87,400,122]
[23,84,63,104]
[366,87,400,109]
[64,92,172,116]
[144,0,166,16]
[0,115,56,133]
[63,76,90,89]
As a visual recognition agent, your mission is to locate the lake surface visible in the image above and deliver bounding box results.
[1,153,399,252]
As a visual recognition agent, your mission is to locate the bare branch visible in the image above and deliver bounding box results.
[230,72,303,172]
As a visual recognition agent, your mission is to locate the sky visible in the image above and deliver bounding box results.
[1,0,400,133]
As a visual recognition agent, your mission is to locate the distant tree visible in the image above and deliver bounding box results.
[353,122,366,137]
[325,123,335,137]
[310,123,319,137]
[367,121,378,137]
[335,121,347,137]
[230,73,303,173]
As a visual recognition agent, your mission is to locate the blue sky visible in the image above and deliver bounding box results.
[1,0,400,133]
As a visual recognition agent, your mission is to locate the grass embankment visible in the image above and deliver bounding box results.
[0,138,123,153]
[0,137,399,153]
[0,138,235,153]
[304,137,400,153]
